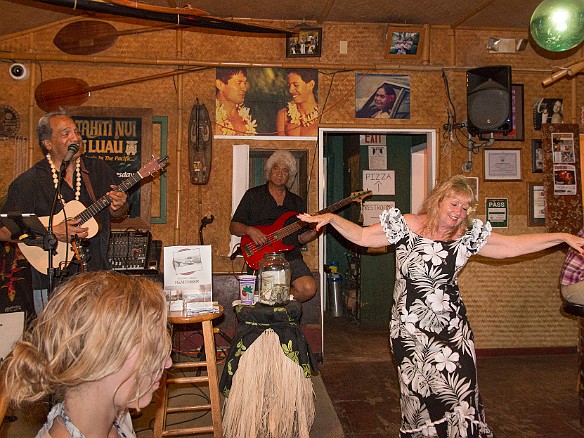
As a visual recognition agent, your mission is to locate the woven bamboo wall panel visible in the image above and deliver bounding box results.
[459,248,577,348]
[0,19,583,348]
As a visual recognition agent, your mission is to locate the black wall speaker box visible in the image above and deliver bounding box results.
[466,65,512,136]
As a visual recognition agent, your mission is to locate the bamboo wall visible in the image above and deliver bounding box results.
[0,18,583,348]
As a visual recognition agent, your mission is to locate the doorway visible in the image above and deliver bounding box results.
[317,128,437,355]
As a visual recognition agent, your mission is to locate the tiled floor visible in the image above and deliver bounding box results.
[319,312,584,437]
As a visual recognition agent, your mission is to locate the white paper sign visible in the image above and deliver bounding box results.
[164,245,212,292]
[362,170,395,195]
[368,145,387,170]
[362,201,396,226]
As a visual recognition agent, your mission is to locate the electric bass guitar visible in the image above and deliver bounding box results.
[19,156,168,274]
[241,190,372,270]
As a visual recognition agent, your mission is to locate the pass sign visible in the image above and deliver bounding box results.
[486,198,508,228]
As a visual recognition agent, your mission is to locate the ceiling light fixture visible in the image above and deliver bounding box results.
[530,0,584,52]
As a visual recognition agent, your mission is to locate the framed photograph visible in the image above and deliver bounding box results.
[528,183,546,226]
[531,139,543,173]
[355,73,411,119]
[491,84,524,141]
[533,98,564,130]
[484,148,522,181]
[464,176,479,201]
[385,26,424,59]
[286,27,322,58]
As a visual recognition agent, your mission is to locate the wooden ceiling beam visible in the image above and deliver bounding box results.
[451,0,496,29]
[317,0,337,24]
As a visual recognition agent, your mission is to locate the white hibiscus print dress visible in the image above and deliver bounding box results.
[380,208,494,438]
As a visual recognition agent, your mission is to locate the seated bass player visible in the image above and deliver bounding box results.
[230,150,318,302]
[0,111,128,315]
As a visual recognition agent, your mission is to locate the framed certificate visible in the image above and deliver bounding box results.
[484,149,522,181]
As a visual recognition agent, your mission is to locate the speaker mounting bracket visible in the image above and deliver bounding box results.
[462,133,495,173]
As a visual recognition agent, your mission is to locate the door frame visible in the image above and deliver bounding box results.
[317,127,437,356]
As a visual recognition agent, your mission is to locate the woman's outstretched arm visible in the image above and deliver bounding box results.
[478,231,584,259]
[297,213,388,248]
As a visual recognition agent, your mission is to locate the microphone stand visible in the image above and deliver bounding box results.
[45,159,69,294]
[199,214,214,245]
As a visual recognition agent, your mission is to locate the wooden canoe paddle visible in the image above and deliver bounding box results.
[53,20,178,55]
[108,0,209,17]
[35,66,207,112]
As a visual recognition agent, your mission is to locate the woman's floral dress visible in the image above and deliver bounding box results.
[380,208,494,438]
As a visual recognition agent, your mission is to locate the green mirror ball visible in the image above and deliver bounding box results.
[530,0,584,52]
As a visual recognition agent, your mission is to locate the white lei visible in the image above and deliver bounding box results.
[47,154,81,201]
[215,100,257,135]
[287,102,319,127]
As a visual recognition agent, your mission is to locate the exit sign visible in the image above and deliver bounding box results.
[360,134,386,145]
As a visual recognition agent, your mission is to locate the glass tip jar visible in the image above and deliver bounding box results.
[257,251,291,306]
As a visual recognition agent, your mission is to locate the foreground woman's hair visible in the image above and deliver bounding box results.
[2,271,171,411]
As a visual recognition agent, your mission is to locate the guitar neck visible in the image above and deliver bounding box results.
[270,195,358,242]
[74,173,142,225]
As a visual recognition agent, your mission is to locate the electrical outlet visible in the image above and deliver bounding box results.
[340,41,348,54]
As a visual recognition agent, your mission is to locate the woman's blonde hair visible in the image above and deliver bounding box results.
[2,271,171,412]
[264,150,297,188]
[418,175,478,239]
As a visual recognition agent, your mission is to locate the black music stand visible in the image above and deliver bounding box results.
[1,213,47,244]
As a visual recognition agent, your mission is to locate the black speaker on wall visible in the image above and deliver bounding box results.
[466,65,512,136]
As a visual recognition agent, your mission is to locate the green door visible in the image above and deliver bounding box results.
[324,133,425,330]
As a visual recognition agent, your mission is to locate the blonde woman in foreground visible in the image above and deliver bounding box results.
[1,271,172,438]
[298,175,584,438]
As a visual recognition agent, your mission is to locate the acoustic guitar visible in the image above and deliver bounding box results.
[241,190,372,270]
[19,156,167,274]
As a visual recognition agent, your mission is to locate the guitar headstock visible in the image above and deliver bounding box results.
[139,156,169,177]
[350,190,373,202]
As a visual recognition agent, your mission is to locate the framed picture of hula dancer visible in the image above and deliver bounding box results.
[286,27,322,58]
[215,67,318,138]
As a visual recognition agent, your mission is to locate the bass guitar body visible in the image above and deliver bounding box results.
[240,211,297,270]
[18,200,99,274]
[239,190,373,271]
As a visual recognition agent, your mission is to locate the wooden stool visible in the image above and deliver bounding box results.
[561,300,584,427]
[153,306,224,437]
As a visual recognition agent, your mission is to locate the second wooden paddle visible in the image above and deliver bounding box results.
[53,20,177,55]
[35,66,207,112]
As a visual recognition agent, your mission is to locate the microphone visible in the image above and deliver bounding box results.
[62,144,79,166]
[230,246,242,260]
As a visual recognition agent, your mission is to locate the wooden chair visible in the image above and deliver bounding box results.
[561,300,584,427]
[0,311,25,430]
[153,306,223,438]
[0,382,8,429]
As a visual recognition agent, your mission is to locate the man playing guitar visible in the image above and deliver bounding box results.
[230,150,319,302]
[0,111,128,315]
